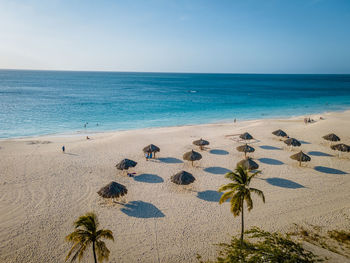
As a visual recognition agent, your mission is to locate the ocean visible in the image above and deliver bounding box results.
[1,70,350,138]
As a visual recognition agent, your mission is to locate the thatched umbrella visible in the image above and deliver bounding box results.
[143,144,160,158]
[236,144,255,157]
[290,151,311,166]
[240,132,253,141]
[171,171,195,185]
[331,143,350,152]
[193,138,209,150]
[97,181,127,199]
[272,129,288,138]
[323,133,340,145]
[183,150,202,166]
[284,138,301,148]
[237,158,259,171]
[116,159,137,170]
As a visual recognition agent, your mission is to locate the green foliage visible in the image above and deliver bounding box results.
[197,227,323,263]
[328,230,350,244]
[218,165,265,216]
[218,165,265,242]
[65,212,114,263]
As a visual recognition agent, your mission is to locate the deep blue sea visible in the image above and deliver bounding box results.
[1,70,350,138]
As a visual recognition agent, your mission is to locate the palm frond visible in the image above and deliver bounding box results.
[96,230,114,241]
[96,241,110,262]
[74,212,98,233]
[250,188,266,203]
[77,240,90,261]
[218,183,239,192]
[231,195,243,216]
[219,191,234,204]
[247,170,261,184]
[65,242,81,262]
[244,191,253,211]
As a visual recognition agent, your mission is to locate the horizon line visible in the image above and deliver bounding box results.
[0,67,349,75]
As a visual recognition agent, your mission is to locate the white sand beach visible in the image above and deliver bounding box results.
[1,111,350,262]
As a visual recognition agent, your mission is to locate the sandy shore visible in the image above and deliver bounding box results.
[1,111,350,262]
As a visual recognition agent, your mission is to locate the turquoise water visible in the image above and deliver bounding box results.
[1,70,350,138]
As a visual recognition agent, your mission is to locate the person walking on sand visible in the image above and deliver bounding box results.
[62,145,65,153]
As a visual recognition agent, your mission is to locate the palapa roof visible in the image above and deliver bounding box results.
[323,133,340,142]
[237,158,259,170]
[331,143,350,152]
[236,144,255,153]
[183,150,202,161]
[116,159,137,170]
[284,138,301,147]
[290,151,311,162]
[272,129,288,137]
[171,171,195,185]
[239,132,253,140]
[143,144,160,153]
[192,138,210,146]
[97,181,127,198]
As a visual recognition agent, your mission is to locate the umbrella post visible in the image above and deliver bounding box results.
[299,160,301,166]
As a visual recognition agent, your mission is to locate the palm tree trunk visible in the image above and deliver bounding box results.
[240,200,244,246]
[92,241,97,263]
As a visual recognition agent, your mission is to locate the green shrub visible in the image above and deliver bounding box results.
[197,227,322,263]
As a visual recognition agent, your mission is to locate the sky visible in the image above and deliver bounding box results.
[0,0,349,74]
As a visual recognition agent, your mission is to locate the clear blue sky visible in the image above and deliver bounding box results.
[0,0,349,73]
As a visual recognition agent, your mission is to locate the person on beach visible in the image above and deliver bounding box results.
[86,136,90,140]
[145,152,149,161]
[234,118,236,123]
[62,146,65,153]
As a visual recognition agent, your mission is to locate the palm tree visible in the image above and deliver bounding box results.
[65,212,114,263]
[218,165,265,245]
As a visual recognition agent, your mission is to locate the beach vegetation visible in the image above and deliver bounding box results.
[196,227,323,262]
[218,166,265,245]
[65,212,114,263]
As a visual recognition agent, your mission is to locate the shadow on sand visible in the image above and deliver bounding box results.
[300,140,311,145]
[158,157,183,164]
[65,153,79,156]
[204,166,231,175]
[308,151,333,157]
[265,177,305,189]
[209,149,229,155]
[121,201,165,218]
[259,145,282,150]
[314,166,347,175]
[258,158,284,165]
[133,173,164,183]
[197,190,223,202]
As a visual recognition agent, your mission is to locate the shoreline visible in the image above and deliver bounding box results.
[2,108,349,141]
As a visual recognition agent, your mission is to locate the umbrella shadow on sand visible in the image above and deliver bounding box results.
[258,158,284,165]
[314,166,347,175]
[197,190,225,202]
[308,151,333,157]
[209,149,229,155]
[121,201,165,218]
[259,145,282,150]
[157,157,183,164]
[133,174,164,183]
[204,167,231,175]
[263,177,305,189]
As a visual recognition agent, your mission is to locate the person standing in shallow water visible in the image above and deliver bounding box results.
[62,146,65,153]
